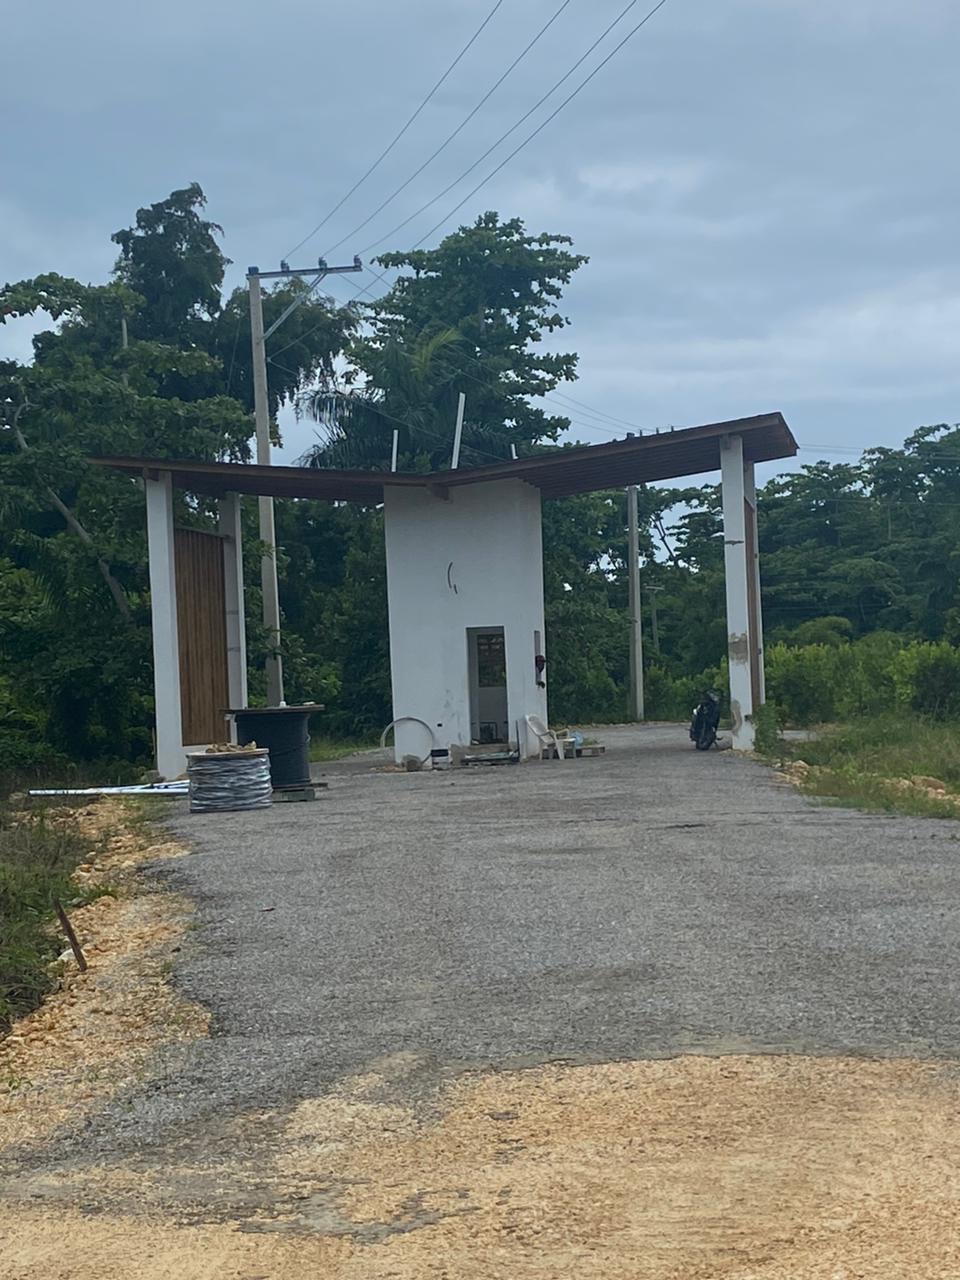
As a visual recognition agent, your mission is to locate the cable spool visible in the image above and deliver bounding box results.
[187,748,272,814]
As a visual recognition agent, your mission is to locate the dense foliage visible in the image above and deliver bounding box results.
[764,636,960,726]
[2,185,959,774]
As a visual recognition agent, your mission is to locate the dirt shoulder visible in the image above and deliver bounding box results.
[3,1053,960,1279]
[0,799,206,1151]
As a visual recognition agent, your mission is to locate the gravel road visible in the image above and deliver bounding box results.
[7,720,960,1256]
[100,721,960,1140]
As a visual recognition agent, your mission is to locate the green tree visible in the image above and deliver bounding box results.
[112,182,226,345]
[0,185,355,769]
[306,212,587,471]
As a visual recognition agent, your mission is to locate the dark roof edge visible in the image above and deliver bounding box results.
[91,413,797,500]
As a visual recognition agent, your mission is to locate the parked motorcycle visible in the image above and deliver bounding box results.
[689,690,721,751]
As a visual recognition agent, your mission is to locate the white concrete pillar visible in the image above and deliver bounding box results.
[145,471,185,779]
[720,435,763,748]
[218,492,248,722]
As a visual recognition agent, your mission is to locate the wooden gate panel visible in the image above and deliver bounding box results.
[174,528,230,745]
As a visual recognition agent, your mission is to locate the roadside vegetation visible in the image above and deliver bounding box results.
[309,735,379,763]
[749,633,960,817]
[4,183,960,779]
[0,799,100,1032]
[787,716,960,818]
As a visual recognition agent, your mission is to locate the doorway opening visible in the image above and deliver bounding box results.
[467,627,508,744]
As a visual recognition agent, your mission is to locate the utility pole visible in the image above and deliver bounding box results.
[627,484,645,720]
[248,270,284,706]
[246,256,361,705]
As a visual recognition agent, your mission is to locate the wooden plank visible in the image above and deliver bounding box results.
[174,528,230,745]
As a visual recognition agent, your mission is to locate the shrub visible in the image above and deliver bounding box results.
[0,804,96,1031]
[645,662,727,722]
[839,631,903,717]
[892,642,960,718]
[785,616,853,647]
[752,700,785,757]
[765,643,847,725]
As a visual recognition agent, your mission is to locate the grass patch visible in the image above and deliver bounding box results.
[751,702,785,759]
[309,735,379,763]
[782,713,960,818]
[0,801,100,1032]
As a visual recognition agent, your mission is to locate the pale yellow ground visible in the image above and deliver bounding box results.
[2,802,960,1278]
[0,799,205,1150]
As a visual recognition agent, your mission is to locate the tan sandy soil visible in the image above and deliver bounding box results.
[0,799,206,1148]
[3,802,960,1278]
[4,1052,960,1279]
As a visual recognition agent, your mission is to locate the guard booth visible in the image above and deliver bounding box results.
[381,477,547,763]
[98,412,797,778]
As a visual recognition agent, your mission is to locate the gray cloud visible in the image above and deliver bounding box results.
[3,0,958,477]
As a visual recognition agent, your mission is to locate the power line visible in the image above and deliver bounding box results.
[284,0,506,261]
[306,390,512,467]
[541,394,640,436]
[545,388,649,434]
[275,340,619,464]
[410,0,673,250]
[798,443,884,455]
[329,267,960,465]
[334,264,960,461]
[798,444,960,464]
[266,294,356,364]
[328,266,645,442]
[449,356,637,439]
[360,0,671,258]
[322,0,574,259]
[451,357,631,441]
[270,359,960,491]
[327,274,960,466]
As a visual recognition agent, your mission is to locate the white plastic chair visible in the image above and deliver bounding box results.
[525,714,565,761]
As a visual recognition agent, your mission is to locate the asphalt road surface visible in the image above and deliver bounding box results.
[119,723,960,1124]
[22,723,960,1171]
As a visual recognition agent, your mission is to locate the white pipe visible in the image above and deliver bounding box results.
[30,782,188,797]
[379,716,437,767]
[451,392,466,469]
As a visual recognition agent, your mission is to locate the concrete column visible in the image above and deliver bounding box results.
[720,435,762,748]
[145,472,184,779]
[218,492,248,722]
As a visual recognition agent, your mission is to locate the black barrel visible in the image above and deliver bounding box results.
[231,707,316,790]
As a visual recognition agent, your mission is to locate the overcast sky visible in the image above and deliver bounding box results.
[3,0,958,479]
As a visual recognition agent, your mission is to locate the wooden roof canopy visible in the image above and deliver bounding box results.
[95,412,796,502]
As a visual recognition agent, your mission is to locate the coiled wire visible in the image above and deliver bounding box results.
[187,749,272,813]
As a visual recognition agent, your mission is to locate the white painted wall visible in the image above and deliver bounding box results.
[383,479,548,761]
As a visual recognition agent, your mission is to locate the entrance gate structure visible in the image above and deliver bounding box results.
[99,413,797,778]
